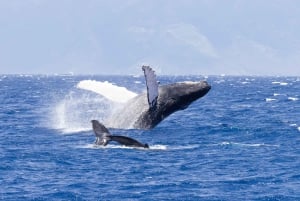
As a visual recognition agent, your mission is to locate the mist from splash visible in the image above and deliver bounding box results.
[49,80,137,134]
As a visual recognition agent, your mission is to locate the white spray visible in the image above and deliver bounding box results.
[50,80,144,133]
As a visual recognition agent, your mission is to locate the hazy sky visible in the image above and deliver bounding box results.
[1,0,300,75]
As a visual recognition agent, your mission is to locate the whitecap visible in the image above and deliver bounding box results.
[220,141,231,145]
[219,141,279,147]
[214,80,225,84]
[265,98,276,102]
[288,97,299,101]
[298,127,300,132]
[272,81,288,86]
[170,144,199,150]
[149,145,168,150]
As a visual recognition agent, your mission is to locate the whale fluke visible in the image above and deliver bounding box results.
[91,120,149,148]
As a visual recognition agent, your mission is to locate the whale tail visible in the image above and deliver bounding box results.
[91,120,149,148]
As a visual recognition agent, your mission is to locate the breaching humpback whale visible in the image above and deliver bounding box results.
[91,120,149,148]
[79,66,211,129]
[110,66,211,129]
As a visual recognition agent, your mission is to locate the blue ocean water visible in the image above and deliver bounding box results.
[0,75,300,200]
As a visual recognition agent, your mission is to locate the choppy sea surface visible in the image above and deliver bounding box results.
[0,74,299,200]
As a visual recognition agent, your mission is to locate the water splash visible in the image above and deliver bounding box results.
[50,88,117,134]
[50,80,142,133]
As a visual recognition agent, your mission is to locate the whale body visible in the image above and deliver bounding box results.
[79,66,211,129]
[108,66,211,129]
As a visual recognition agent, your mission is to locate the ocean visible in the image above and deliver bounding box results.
[0,74,299,200]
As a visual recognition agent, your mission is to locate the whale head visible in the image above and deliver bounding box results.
[159,80,211,111]
[136,80,211,129]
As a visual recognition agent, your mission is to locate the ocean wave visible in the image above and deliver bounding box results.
[288,97,299,101]
[77,144,168,150]
[265,98,276,102]
[272,81,288,86]
[77,144,201,151]
[219,141,279,148]
[273,93,286,97]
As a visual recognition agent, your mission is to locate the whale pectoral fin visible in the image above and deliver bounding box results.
[142,66,159,109]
